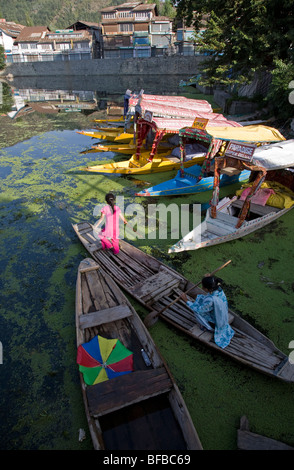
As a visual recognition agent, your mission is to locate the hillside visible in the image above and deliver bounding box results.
[0,0,126,29]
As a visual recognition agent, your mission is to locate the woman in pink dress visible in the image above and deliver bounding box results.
[94,193,128,254]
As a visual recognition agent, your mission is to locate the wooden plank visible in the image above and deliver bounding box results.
[87,368,172,417]
[130,270,180,301]
[80,265,100,273]
[79,304,133,329]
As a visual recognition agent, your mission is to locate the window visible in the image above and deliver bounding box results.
[135,12,149,19]
[119,23,133,32]
[102,13,116,19]
[118,11,132,18]
[20,43,29,49]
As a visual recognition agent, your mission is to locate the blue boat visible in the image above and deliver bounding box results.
[136,164,250,197]
[136,125,286,197]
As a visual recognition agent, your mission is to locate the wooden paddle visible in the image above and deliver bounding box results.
[144,259,232,328]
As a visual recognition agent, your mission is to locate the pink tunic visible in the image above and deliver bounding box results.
[100,204,121,239]
[99,205,122,254]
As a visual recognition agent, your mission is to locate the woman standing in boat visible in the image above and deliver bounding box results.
[181,276,234,349]
[94,193,128,254]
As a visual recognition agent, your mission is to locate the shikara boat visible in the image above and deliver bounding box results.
[169,139,294,253]
[73,223,294,383]
[237,416,294,450]
[82,116,241,176]
[136,125,285,198]
[81,142,173,156]
[77,130,134,144]
[76,257,203,450]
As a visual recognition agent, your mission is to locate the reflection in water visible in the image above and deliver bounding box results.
[9,74,185,96]
[2,73,186,120]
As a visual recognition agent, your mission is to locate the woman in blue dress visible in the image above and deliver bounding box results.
[181,276,234,349]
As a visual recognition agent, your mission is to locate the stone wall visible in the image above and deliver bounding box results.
[3,56,204,78]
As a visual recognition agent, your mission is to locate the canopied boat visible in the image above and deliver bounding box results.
[136,125,286,197]
[169,139,294,253]
[82,116,241,175]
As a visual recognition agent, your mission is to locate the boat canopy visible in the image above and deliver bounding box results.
[198,124,285,142]
[210,139,293,228]
[134,116,241,162]
[178,125,286,179]
[252,139,294,170]
[129,94,213,113]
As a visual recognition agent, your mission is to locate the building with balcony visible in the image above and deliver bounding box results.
[11,25,94,63]
[100,2,173,59]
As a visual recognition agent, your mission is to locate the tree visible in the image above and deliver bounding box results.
[172,0,294,87]
[0,45,5,70]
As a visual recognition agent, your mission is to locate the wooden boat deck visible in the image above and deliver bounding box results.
[74,222,294,383]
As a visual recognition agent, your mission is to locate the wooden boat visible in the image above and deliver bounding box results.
[77,130,134,144]
[169,139,294,253]
[136,125,285,198]
[82,116,241,176]
[81,142,173,156]
[237,416,294,450]
[72,223,294,383]
[76,257,203,450]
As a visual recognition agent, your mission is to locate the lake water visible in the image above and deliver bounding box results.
[0,76,294,451]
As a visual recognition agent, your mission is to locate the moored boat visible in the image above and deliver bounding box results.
[82,116,241,175]
[76,257,203,450]
[73,223,294,383]
[136,125,286,197]
[169,139,294,253]
[77,130,134,144]
[237,416,294,450]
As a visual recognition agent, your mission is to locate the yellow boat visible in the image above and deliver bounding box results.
[77,130,134,143]
[92,116,125,123]
[83,151,202,175]
[81,142,174,155]
[82,115,242,175]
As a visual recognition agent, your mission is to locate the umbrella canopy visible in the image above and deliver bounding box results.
[77,335,134,385]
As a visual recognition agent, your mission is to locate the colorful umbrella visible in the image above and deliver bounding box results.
[77,335,134,385]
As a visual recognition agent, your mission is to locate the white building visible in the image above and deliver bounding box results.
[0,19,25,63]
[11,26,93,63]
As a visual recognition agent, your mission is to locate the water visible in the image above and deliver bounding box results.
[0,76,294,450]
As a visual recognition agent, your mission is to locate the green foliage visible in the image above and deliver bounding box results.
[0,0,175,29]
[0,82,14,113]
[0,44,5,70]
[266,60,294,120]
[173,0,294,89]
